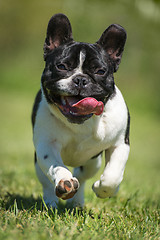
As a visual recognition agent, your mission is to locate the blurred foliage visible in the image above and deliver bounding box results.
[0,0,160,117]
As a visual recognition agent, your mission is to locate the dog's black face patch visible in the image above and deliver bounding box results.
[41,42,115,123]
[41,13,126,124]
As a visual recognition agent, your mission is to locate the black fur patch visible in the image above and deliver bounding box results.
[31,90,42,127]
[125,110,130,145]
[34,152,37,164]
[80,166,83,171]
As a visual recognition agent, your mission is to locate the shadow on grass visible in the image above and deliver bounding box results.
[1,192,100,219]
[1,192,80,212]
[2,192,43,211]
[2,191,159,219]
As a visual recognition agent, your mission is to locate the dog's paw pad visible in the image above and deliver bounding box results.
[55,178,79,200]
[71,179,79,190]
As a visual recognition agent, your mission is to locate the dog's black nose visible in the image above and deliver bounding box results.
[73,75,88,88]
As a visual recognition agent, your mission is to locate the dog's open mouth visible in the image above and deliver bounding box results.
[45,89,104,123]
[58,96,104,117]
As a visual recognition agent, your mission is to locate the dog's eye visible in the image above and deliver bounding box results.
[95,69,105,75]
[57,64,67,71]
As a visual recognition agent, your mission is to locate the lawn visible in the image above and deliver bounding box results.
[0,0,160,239]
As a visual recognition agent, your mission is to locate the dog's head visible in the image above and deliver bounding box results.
[41,14,127,124]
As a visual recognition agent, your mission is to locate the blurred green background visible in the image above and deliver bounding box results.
[0,0,160,201]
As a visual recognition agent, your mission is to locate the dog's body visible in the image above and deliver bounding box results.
[32,14,130,208]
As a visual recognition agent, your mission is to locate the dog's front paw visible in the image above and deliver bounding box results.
[55,178,80,200]
[92,180,119,198]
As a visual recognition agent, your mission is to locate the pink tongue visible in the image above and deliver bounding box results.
[72,97,104,116]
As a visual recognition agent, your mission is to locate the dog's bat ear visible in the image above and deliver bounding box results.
[43,13,73,60]
[97,24,127,72]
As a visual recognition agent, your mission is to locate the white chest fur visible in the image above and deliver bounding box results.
[33,86,128,168]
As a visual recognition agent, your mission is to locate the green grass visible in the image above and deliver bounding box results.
[0,196,159,240]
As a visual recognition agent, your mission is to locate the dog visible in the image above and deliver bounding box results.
[32,13,130,208]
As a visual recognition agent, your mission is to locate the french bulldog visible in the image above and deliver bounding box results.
[32,13,130,208]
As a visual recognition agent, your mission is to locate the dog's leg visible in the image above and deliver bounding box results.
[35,142,79,206]
[92,143,130,198]
[35,161,58,208]
[67,155,102,207]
